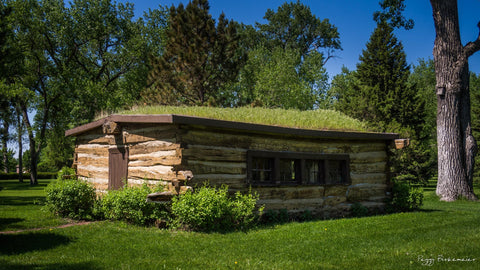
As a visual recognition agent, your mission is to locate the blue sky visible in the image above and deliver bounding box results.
[120,0,480,78]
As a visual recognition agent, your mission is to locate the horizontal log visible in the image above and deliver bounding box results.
[182,145,246,162]
[346,183,387,202]
[128,140,180,155]
[80,176,108,185]
[254,186,325,200]
[350,151,387,163]
[76,154,108,167]
[257,198,324,211]
[128,165,177,181]
[350,162,387,174]
[75,144,110,156]
[128,158,181,167]
[77,165,109,179]
[124,131,177,144]
[129,149,181,166]
[188,174,246,189]
[324,185,349,197]
[350,173,387,185]
[324,195,347,206]
[187,160,246,174]
[77,134,115,145]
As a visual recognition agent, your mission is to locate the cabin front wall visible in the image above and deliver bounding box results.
[74,122,392,218]
[179,125,391,218]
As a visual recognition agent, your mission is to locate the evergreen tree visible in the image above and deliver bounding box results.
[331,21,434,184]
[145,0,243,106]
[471,72,480,182]
[354,21,424,133]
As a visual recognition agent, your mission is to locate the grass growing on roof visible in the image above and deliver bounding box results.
[117,106,372,132]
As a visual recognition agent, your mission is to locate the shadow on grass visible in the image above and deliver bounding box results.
[0,196,45,206]
[0,232,72,255]
[0,260,101,270]
[0,218,25,230]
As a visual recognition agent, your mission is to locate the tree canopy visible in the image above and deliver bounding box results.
[144,0,243,106]
[1,0,168,182]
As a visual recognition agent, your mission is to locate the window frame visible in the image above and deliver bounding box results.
[246,150,350,186]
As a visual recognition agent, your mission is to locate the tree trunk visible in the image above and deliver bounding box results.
[15,106,23,183]
[20,104,37,186]
[431,0,480,201]
[1,120,9,173]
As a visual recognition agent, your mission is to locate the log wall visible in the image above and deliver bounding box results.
[178,125,391,217]
[74,122,392,218]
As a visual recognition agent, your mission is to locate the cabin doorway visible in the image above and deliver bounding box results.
[108,146,128,189]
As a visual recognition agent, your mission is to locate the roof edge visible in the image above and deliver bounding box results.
[65,114,399,140]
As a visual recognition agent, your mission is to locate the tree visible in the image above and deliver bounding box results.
[226,1,339,109]
[145,0,243,106]
[231,46,329,109]
[0,1,16,174]
[256,0,341,63]
[470,72,480,182]
[5,0,168,182]
[430,0,480,201]
[330,19,433,185]
[336,21,424,132]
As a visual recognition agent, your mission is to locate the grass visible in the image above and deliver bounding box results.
[1,180,480,269]
[113,105,372,132]
[0,180,69,231]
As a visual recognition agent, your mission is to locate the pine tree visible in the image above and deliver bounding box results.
[354,21,424,132]
[471,72,480,182]
[145,0,243,106]
[331,20,433,184]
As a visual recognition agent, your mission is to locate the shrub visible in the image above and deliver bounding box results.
[57,166,76,180]
[260,209,290,224]
[100,184,167,226]
[350,202,369,217]
[386,180,424,213]
[170,185,261,232]
[45,179,96,220]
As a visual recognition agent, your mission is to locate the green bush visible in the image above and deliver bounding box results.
[350,202,369,217]
[260,209,290,224]
[100,184,167,226]
[45,179,96,220]
[386,180,424,213]
[57,166,76,180]
[170,185,261,232]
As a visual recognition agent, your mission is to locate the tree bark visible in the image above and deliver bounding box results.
[431,0,480,201]
[15,105,23,183]
[20,104,37,186]
[1,120,8,173]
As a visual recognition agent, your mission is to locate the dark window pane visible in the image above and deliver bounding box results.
[252,157,273,182]
[326,160,346,184]
[305,160,324,184]
[279,159,300,183]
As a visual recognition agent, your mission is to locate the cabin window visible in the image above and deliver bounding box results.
[247,151,349,186]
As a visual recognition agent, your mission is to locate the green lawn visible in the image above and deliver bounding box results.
[1,180,480,270]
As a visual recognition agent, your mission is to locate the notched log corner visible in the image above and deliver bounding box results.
[103,121,121,135]
[394,139,410,150]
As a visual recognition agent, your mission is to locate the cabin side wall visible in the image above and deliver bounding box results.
[74,123,185,191]
[179,125,391,218]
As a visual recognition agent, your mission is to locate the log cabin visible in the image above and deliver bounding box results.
[65,113,400,218]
